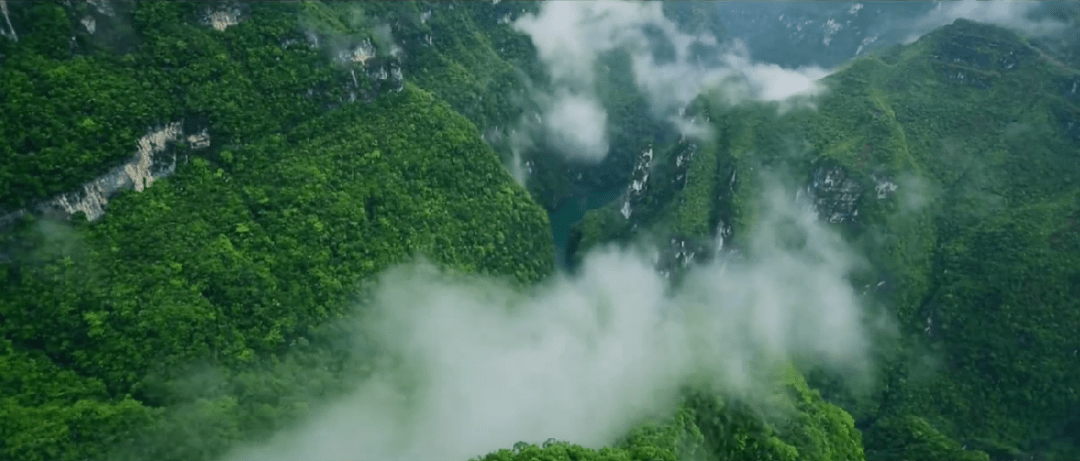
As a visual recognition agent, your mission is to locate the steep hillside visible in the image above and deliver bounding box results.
[574,18,1080,461]
[0,2,867,461]
[0,0,544,216]
[0,1,557,460]
[0,84,555,461]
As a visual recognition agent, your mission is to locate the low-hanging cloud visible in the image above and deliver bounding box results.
[217,5,1072,460]
[542,90,610,163]
[217,178,877,461]
[902,0,1071,44]
[512,0,831,162]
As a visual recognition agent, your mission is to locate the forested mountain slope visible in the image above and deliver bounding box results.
[4,1,1078,461]
[0,0,546,214]
[0,2,865,461]
[574,17,1080,461]
[0,2,560,459]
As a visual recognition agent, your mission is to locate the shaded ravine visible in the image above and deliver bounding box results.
[549,186,624,270]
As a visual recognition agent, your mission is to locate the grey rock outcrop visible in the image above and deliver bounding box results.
[1,122,210,226]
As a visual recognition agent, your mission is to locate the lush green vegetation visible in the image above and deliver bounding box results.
[0,1,558,459]
[0,0,543,212]
[575,18,1080,461]
[474,367,862,461]
[0,1,859,460]
[2,82,557,461]
[4,1,1076,460]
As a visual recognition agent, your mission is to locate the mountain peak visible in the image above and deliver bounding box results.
[925,16,1030,50]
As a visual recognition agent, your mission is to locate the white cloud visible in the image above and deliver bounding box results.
[738,60,832,102]
[543,91,610,162]
[218,180,875,461]
[903,0,1070,44]
[512,0,832,162]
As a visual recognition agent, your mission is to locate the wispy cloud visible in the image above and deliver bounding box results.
[903,0,1070,43]
[218,178,876,461]
[512,0,831,162]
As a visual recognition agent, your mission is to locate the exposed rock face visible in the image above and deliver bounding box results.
[337,39,378,65]
[634,137,714,277]
[801,163,863,224]
[1,122,210,225]
[46,122,210,221]
[0,0,16,42]
[1,0,413,230]
[331,38,405,104]
[71,0,143,55]
[340,56,404,103]
[374,57,404,92]
[872,174,898,200]
[671,139,698,191]
[620,145,654,220]
[573,97,734,278]
[713,167,737,253]
[87,0,115,18]
[655,236,714,280]
[201,3,246,32]
[80,15,96,35]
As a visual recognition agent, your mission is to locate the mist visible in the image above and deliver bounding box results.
[216,177,875,461]
[507,0,1080,164]
[512,0,831,163]
[902,0,1071,44]
[207,3,1009,460]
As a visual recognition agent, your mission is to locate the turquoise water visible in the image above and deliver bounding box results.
[548,187,625,271]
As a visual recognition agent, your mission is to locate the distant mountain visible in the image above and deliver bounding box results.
[717,1,933,68]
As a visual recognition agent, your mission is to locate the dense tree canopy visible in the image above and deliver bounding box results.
[0,1,556,459]
[575,18,1080,461]
[3,1,1078,461]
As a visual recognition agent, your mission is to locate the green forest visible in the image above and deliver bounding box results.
[1,1,1078,461]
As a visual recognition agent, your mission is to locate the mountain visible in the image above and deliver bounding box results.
[0,1,862,461]
[573,16,1080,461]
[0,1,558,459]
[715,0,937,68]
[2,1,1079,461]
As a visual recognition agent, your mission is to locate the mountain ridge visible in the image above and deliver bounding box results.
[572,16,1080,461]
[1,3,1078,461]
